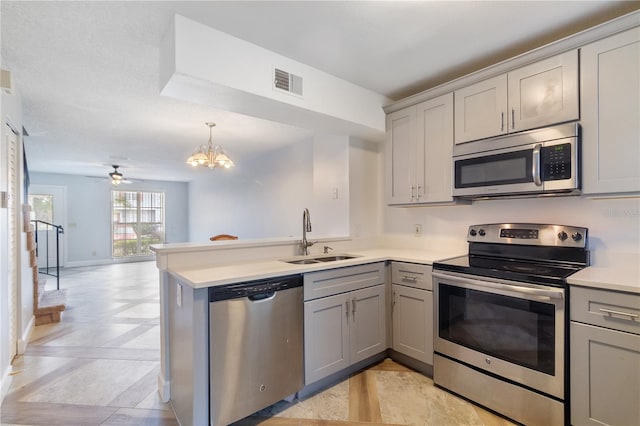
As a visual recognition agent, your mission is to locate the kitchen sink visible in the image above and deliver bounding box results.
[281,254,359,265]
[314,255,357,262]
[286,259,321,265]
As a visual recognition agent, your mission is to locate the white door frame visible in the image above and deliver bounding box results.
[29,184,67,268]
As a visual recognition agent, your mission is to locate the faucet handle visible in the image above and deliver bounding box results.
[323,245,333,254]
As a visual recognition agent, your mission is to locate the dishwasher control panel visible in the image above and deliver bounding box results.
[209,274,303,301]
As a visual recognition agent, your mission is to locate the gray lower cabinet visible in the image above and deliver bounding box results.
[570,286,640,426]
[391,262,433,364]
[392,284,433,364]
[304,263,386,385]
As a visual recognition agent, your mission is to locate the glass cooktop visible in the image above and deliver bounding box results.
[433,254,585,287]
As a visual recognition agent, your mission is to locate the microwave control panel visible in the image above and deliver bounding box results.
[542,143,571,181]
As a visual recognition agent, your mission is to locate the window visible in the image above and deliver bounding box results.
[111,190,165,258]
[28,194,54,224]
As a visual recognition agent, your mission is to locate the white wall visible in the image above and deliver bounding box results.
[383,194,640,258]
[188,140,312,242]
[29,173,189,266]
[189,136,353,243]
[312,135,350,238]
[349,137,384,243]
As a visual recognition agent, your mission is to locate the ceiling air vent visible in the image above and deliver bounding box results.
[274,68,303,96]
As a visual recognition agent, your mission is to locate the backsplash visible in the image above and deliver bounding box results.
[383,195,640,255]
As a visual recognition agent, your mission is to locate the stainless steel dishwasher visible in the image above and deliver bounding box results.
[208,275,303,426]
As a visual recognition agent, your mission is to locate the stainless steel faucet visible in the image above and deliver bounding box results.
[301,208,314,255]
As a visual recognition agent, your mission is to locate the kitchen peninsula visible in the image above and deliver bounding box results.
[152,237,460,425]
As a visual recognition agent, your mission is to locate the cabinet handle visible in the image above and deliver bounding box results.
[402,274,418,282]
[411,185,416,202]
[599,308,638,320]
[352,297,356,319]
[511,108,515,129]
[392,291,396,313]
[417,185,423,200]
[500,112,504,132]
[345,300,349,320]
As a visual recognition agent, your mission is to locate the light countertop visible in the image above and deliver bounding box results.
[567,252,640,294]
[166,244,640,294]
[170,248,461,289]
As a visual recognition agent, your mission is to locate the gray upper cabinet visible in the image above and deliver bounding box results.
[580,27,640,195]
[454,74,508,143]
[385,93,454,205]
[385,106,416,204]
[416,94,455,204]
[454,50,579,144]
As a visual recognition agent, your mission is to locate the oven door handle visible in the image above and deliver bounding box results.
[432,271,564,300]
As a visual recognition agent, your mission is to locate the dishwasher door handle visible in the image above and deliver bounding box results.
[248,291,276,301]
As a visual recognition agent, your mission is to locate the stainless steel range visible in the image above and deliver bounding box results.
[432,223,589,426]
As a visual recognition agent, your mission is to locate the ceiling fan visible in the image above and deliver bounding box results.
[108,165,132,185]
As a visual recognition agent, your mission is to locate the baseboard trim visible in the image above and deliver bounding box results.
[65,256,155,268]
[17,315,35,354]
[158,373,170,403]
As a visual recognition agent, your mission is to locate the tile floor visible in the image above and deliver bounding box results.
[1,261,515,426]
[1,262,177,426]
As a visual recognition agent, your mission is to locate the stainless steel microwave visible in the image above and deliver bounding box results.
[452,122,580,199]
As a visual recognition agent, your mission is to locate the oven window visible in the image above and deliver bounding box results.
[455,149,533,188]
[439,284,555,375]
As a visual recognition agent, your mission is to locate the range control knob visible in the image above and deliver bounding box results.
[572,232,583,242]
[558,231,568,241]
[478,229,486,236]
[469,229,477,236]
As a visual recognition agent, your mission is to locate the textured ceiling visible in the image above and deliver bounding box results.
[1,1,636,182]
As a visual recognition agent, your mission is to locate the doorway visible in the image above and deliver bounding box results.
[28,185,66,268]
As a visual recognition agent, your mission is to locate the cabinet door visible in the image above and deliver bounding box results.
[454,74,508,144]
[508,50,579,132]
[350,285,386,364]
[571,322,640,426]
[392,284,433,364]
[415,93,454,203]
[581,28,640,195]
[385,106,417,204]
[304,293,350,385]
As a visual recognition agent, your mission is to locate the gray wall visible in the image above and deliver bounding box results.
[29,172,189,266]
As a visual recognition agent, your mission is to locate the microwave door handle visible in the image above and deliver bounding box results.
[532,144,543,186]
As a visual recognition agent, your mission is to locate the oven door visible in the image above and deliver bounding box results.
[433,271,565,399]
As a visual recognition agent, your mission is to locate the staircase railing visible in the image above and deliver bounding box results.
[31,219,64,290]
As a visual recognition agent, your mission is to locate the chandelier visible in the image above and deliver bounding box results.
[186,122,234,169]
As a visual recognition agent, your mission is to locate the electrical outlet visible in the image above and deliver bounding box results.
[414,224,422,237]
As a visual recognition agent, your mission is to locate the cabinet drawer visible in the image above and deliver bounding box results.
[391,262,432,290]
[571,286,640,335]
[304,262,385,301]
